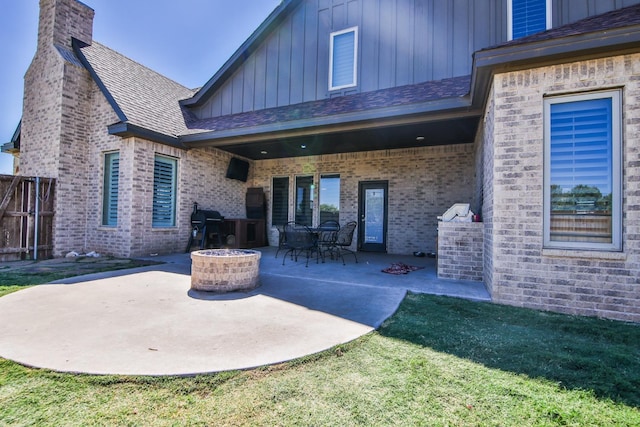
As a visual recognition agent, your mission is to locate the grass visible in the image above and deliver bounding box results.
[0,257,158,298]
[380,293,640,408]
[0,264,639,425]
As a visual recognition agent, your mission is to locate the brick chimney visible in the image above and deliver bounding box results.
[20,0,96,256]
[37,0,94,51]
[22,0,95,178]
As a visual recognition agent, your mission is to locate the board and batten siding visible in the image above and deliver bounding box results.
[554,0,640,25]
[193,0,640,120]
[193,0,507,119]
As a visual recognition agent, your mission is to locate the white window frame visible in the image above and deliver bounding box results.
[102,151,119,227]
[152,154,178,228]
[319,174,340,224]
[543,89,622,251]
[507,0,552,40]
[329,26,358,91]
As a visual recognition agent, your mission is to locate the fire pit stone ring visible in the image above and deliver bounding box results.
[190,249,261,292]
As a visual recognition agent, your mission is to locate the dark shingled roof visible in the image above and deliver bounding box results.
[69,2,640,145]
[73,32,471,141]
[485,3,640,50]
[183,75,471,134]
[78,41,196,137]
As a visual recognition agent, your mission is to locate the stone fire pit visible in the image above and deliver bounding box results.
[190,249,261,292]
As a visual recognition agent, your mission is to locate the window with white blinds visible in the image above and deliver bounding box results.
[153,155,177,228]
[544,90,622,250]
[272,177,289,226]
[102,152,119,227]
[329,27,357,91]
[509,0,550,40]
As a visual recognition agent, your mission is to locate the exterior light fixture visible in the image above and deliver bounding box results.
[416,136,425,141]
[300,144,307,149]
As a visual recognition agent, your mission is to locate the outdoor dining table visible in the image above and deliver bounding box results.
[310,224,340,262]
[281,223,342,266]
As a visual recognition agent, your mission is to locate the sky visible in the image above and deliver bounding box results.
[0,0,282,174]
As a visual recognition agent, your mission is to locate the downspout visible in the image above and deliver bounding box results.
[34,177,40,260]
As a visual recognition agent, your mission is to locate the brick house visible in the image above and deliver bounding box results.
[3,0,640,322]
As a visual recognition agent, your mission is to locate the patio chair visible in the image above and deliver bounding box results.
[316,220,340,262]
[282,223,320,267]
[274,222,294,258]
[332,221,358,265]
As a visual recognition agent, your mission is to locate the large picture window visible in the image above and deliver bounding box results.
[329,27,358,91]
[543,90,622,251]
[102,151,119,227]
[508,0,551,40]
[272,174,340,227]
[153,155,178,228]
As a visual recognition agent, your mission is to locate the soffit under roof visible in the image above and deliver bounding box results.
[204,115,480,160]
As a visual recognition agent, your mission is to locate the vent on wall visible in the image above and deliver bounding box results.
[226,157,249,182]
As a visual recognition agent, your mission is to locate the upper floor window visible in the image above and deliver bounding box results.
[153,154,178,228]
[102,151,119,227]
[508,0,551,40]
[543,90,622,251]
[329,27,358,91]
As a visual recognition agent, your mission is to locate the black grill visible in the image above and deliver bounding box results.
[191,209,224,230]
[186,203,225,252]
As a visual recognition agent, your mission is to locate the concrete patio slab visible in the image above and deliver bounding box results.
[0,247,489,376]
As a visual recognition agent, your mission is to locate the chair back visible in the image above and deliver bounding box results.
[335,221,356,246]
[277,222,295,247]
[318,220,340,244]
[276,224,285,246]
[318,220,340,231]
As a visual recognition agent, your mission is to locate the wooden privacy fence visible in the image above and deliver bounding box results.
[0,175,55,261]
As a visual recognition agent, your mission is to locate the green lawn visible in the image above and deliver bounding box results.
[0,258,157,298]
[0,274,639,425]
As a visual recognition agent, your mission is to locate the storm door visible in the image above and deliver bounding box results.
[358,181,388,252]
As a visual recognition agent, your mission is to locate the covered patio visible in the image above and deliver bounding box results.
[155,246,489,302]
[251,246,488,301]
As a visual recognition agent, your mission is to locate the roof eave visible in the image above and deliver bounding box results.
[1,142,19,154]
[180,0,301,109]
[181,96,477,148]
[108,122,185,148]
[470,25,640,109]
[2,121,22,154]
